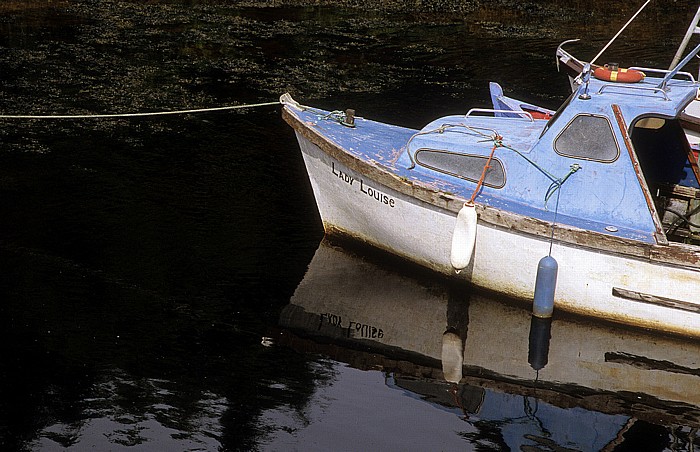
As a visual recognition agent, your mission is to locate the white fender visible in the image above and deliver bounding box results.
[450,202,477,272]
[441,331,464,383]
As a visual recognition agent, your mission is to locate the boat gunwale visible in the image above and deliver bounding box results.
[282,103,700,271]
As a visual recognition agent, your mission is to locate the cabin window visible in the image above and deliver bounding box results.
[635,118,666,130]
[554,114,619,162]
[415,149,506,188]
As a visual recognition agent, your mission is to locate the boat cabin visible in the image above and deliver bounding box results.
[401,70,700,246]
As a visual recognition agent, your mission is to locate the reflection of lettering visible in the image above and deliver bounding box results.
[319,312,384,339]
[320,313,342,329]
[330,161,395,208]
[348,321,384,339]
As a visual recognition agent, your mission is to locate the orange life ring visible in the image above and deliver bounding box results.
[593,65,645,83]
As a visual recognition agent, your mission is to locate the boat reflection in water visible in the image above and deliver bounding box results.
[279,239,700,450]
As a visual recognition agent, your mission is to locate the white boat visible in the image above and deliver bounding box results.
[282,41,700,337]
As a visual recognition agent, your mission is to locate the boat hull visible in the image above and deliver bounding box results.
[292,129,700,337]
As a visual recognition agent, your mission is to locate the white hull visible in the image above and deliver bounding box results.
[296,132,700,337]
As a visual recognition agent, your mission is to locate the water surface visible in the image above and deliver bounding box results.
[0,1,698,450]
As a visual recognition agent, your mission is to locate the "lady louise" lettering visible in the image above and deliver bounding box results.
[332,161,395,208]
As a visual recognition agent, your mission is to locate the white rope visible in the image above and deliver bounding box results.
[0,101,281,120]
[590,0,651,66]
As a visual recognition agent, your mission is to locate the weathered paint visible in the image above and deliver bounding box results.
[281,72,700,337]
[290,128,700,337]
[283,105,674,260]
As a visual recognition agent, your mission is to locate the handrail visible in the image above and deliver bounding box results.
[628,67,695,82]
[597,84,670,101]
[465,108,534,122]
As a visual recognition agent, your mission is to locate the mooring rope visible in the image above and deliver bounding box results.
[0,101,281,120]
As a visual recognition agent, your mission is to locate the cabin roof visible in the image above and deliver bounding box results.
[416,115,546,153]
[572,74,698,121]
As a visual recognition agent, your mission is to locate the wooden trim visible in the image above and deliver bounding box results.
[685,141,700,186]
[611,104,667,245]
[612,287,700,314]
[680,115,700,133]
[650,242,700,267]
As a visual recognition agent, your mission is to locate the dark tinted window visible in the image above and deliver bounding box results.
[415,150,506,188]
[554,114,619,162]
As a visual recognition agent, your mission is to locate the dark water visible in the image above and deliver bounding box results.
[0,1,699,450]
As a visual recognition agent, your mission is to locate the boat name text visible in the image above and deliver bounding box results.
[320,312,384,339]
[332,162,395,208]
